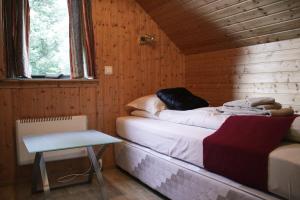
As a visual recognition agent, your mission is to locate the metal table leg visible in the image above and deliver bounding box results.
[39,153,50,194]
[87,145,108,200]
[32,152,50,194]
[31,145,109,198]
[32,152,41,193]
[87,145,107,182]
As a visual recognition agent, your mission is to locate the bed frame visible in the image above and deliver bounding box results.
[115,141,283,200]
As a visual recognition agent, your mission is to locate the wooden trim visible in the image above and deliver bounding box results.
[0,79,100,88]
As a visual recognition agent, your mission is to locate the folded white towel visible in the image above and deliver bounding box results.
[270,108,294,116]
[223,97,275,108]
[217,106,271,116]
[255,102,282,110]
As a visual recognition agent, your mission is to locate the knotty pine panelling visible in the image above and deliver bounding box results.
[0,84,98,185]
[186,37,300,112]
[137,0,300,54]
[93,0,185,133]
[0,0,184,184]
[0,0,5,79]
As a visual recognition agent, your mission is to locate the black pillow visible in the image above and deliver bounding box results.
[156,87,209,110]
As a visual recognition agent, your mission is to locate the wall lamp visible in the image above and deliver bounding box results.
[139,34,156,45]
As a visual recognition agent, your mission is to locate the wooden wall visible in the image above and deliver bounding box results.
[186,37,300,112]
[0,0,185,185]
[93,0,185,132]
[0,81,99,185]
[0,0,5,78]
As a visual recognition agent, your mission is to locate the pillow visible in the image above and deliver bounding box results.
[131,110,159,120]
[156,87,209,110]
[126,95,166,114]
[286,116,300,142]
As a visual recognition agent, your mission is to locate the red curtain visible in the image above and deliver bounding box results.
[68,0,95,79]
[3,0,31,78]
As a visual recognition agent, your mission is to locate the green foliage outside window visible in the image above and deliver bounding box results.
[29,0,70,75]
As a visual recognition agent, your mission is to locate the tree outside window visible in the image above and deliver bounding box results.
[29,0,70,76]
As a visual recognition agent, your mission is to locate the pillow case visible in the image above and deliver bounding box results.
[131,110,159,120]
[156,87,209,110]
[286,116,300,142]
[126,95,166,114]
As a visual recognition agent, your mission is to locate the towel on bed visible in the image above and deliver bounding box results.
[223,97,275,108]
[219,97,293,116]
[256,102,282,110]
[203,115,297,191]
[217,106,271,116]
[270,108,294,116]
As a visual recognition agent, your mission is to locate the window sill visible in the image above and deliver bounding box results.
[0,79,99,88]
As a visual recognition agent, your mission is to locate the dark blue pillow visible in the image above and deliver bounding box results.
[156,87,209,110]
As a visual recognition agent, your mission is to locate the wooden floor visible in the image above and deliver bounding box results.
[0,168,168,200]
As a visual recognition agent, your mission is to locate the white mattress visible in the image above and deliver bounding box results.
[116,140,281,200]
[117,116,215,167]
[116,116,300,199]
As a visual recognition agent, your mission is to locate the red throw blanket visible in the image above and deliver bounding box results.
[203,115,296,191]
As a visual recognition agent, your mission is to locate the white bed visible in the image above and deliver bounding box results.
[116,116,300,200]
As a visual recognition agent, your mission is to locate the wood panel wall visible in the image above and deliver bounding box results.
[0,81,99,185]
[93,0,185,133]
[0,0,5,79]
[0,0,185,185]
[186,37,300,112]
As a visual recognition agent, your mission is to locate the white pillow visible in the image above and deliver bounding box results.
[131,110,159,119]
[286,117,300,142]
[126,95,166,114]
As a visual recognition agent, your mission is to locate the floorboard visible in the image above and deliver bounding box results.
[0,168,168,200]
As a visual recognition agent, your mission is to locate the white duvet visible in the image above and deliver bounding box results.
[132,107,300,142]
[132,107,230,130]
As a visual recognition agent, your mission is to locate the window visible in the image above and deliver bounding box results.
[29,0,70,77]
[4,0,95,79]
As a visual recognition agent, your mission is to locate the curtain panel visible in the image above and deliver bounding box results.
[3,0,95,79]
[3,0,31,78]
[68,0,95,79]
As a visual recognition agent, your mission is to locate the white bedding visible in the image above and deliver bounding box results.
[116,116,300,199]
[131,108,300,142]
[117,116,214,167]
[132,107,230,130]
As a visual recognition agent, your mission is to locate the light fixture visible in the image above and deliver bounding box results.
[139,34,156,45]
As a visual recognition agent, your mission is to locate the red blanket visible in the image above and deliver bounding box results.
[203,115,296,191]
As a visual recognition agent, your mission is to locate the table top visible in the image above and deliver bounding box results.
[23,130,122,153]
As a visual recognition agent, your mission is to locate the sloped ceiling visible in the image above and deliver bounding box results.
[136,0,300,54]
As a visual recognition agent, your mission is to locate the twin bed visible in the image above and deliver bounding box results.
[115,115,300,200]
[114,92,300,200]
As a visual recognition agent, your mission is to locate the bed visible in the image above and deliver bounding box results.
[115,116,300,200]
